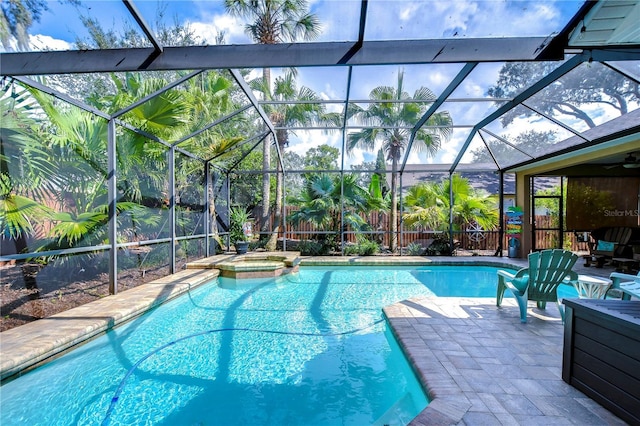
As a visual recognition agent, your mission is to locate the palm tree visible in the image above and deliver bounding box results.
[445,175,499,233]
[224,0,321,240]
[9,74,193,257]
[17,81,168,255]
[402,181,444,232]
[180,72,246,251]
[347,69,453,252]
[288,173,368,252]
[85,72,243,251]
[0,83,54,257]
[0,89,54,294]
[403,174,499,239]
[250,69,335,249]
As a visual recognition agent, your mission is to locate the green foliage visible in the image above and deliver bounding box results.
[289,174,367,227]
[224,0,321,45]
[229,206,252,242]
[230,149,268,207]
[0,192,53,240]
[0,84,56,241]
[344,239,380,256]
[297,239,328,256]
[488,61,637,129]
[49,210,107,246]
[365,173,390,213]
[248,239,265,251]
[288,173,371,252]
[0,13,247,274]
[403,174,499,232]
[402,182,445,230]
[304,145,340,170]
[425,234,455,256]
[0,74,219,262]
[406,242,425,256]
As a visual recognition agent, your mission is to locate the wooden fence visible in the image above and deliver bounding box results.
[276,208,589,253]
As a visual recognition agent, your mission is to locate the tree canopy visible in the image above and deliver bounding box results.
[487,61,640,129]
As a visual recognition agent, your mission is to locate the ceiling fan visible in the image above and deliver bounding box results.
[602,152,640,169]
[621,153,640,169]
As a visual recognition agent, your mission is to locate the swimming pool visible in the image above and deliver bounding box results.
[0,265,578,425]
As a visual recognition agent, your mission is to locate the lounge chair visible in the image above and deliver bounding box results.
[607,271,640,300]
[496,249,578,323]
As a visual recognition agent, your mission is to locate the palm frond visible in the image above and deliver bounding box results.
[49,211,108,246]
[0,193,53,240]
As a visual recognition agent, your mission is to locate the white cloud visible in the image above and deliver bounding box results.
[189,14,249,45]
[364,0,575,39]
[214,14,251,43]
[5,34,72,52]
[399,4,421,22]
[424,70,450,91]
[344,147,366,169]
[438,1,479,36]
[287,130,342,159]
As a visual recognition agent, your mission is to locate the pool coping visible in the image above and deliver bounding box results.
[186,252,301,279]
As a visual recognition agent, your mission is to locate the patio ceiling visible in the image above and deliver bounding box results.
[1,0,639,175]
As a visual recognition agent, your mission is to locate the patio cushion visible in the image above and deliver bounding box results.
[596,240,616,252]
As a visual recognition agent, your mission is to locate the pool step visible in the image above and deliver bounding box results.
[372,392,417,426]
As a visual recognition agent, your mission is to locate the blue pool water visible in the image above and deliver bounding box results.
[0,265,578,425]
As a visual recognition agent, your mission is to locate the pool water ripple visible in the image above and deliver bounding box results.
[2,265,565,425]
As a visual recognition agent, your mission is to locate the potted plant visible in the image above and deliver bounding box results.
[229,206,253,254]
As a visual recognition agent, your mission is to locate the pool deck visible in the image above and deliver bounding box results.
[385,298,625,426]
[0,254,628,425]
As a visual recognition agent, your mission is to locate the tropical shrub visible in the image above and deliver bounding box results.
[297,239,327,256]
[287,173,369,253]
[403,174,499,233]
[405,242,425,256]
[229,206,253,243]
[425,234,456,256]
[344,240,380,256]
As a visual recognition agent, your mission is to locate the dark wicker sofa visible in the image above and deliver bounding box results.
[584,226,638,267]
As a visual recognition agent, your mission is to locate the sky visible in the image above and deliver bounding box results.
[16,0,614,169]
[28,0,585,47]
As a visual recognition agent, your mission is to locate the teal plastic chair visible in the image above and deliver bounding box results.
[497,249,579,323]
[607,271,640,300]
